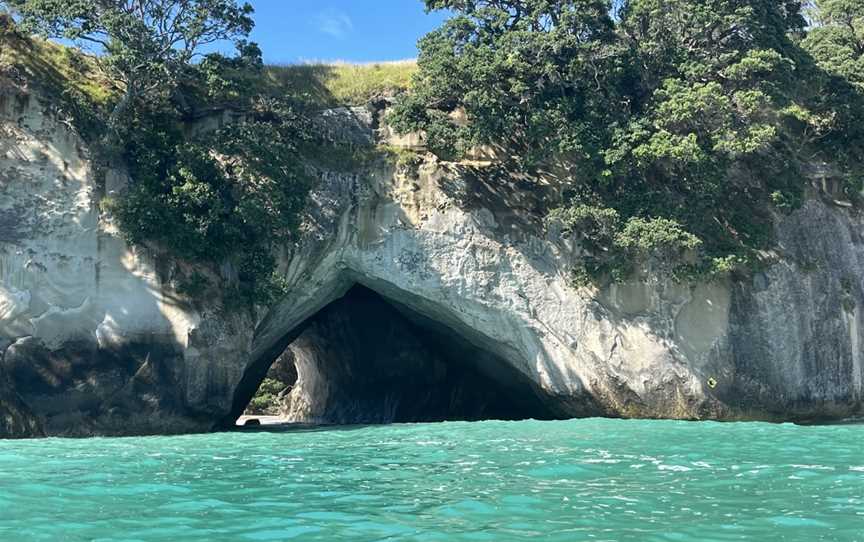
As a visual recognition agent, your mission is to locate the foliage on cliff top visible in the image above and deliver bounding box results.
[0,14,113,138]
[804,0,864,88]
[0,17,416,112]
[393,0,864,285]
[2,1,420,307]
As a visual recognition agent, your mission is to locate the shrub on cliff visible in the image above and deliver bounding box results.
[245,378,289,416]
[394,0,864,284]
[109,92,315,305]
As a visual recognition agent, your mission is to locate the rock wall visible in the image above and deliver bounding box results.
[0,368,41,437]
[1,81,862,437]
[0,80,254,436]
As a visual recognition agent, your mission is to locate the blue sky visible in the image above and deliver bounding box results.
[244,0,450,64]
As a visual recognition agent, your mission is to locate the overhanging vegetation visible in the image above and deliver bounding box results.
[392,0,864,285]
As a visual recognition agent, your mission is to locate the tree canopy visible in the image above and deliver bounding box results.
[392,0,864,284]
[804,0,864,86]
[3,0,863,296]
[4,0,254,134]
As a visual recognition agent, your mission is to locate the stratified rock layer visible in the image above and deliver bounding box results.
[0,82,862,437]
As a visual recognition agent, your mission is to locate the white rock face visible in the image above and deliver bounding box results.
[0,87,185,341]
[1,87,862,438]
[0,83,245,436]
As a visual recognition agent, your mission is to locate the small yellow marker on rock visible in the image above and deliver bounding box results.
[707,377,718,389]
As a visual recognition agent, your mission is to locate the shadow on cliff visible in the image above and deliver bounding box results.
[437,160,562,237]
[263,64,343,111]
[4,236,199,436]
[424,161,602,408]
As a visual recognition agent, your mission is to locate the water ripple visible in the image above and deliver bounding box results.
[0,419,862,541]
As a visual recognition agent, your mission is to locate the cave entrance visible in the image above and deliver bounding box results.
[231,284,559,426]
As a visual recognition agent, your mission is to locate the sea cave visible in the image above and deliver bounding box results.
[230,285,560,426]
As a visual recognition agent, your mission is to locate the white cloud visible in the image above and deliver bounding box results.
[315,9,353,39]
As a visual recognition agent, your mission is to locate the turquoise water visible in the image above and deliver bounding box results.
[0,419,861,541]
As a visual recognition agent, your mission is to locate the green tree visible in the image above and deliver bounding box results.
[804,0,864,86]
[390,0,627,170]
[110,89,316,305]
[2,0,319,305]
[396,0,862,284]
[4,0,254,138]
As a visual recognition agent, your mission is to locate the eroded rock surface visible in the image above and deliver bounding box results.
[1,82,862,438]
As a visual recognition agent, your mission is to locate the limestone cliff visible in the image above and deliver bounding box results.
[0,78,862,438]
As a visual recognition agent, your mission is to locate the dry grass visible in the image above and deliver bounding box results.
[265,61,417,107]
[0,20,113,105]
[1,14,415,111]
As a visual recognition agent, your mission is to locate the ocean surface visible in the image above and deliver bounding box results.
[0,418,861,541]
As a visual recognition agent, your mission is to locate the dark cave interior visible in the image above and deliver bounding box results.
[233,285,559,426]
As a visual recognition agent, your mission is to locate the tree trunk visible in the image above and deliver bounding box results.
[102,86,136,149]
